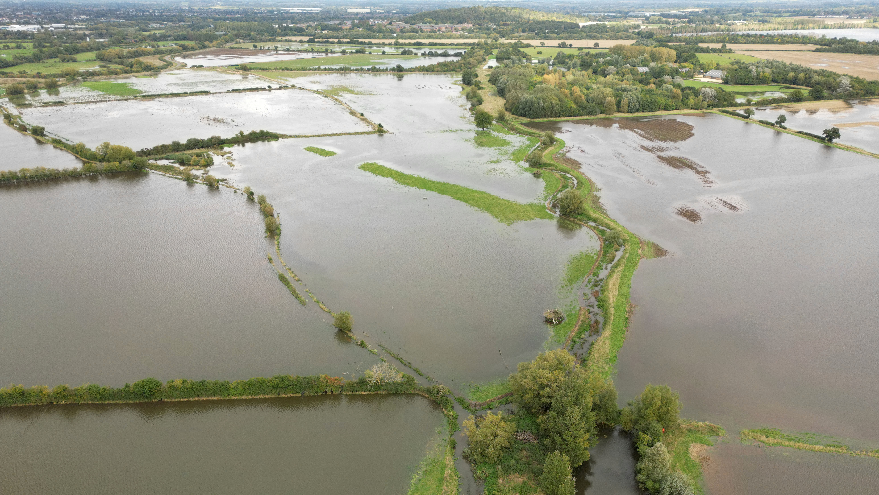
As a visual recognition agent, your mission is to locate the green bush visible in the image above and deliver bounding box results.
[30,125,45,137]
[264,216,280,237]
[463,411,515,465]
[556,189,584,217]
[333,311,353,332]
[540,451,575,495]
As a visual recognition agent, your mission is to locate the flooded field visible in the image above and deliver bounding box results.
[19,89,369,150]
[0,394,441,494]
[25,70,271,104]
[752,100,879,154]
[534,114,879,444]
[209,74,599,387]
[704,442,879,494]
[177,49,322,67]
[0,122,81,171]
[0,173,374,387]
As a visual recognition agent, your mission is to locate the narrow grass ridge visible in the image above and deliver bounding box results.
[358,162,552,225]
[741,428,879,459]
[304,146,336,157]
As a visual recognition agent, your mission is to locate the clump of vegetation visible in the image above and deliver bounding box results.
[475,108,493,130]
[364,362,404,386]
[464,411,516,465]
[823,127,841,142]
[555,189,584,217]
[333,311,353,332]
[5,83,25,96]
[203,174,219,188]
[543,309,565,324]
[304,146,337,157]
[243,186,254,200]
[136,130,280,157]
[264,216,280,237]
[525,149,544,168]
[540,451,576,495]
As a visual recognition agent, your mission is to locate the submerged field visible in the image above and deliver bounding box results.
[534,113,879,491]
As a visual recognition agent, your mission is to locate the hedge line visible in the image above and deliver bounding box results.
[0,373,430,408]
[0,161,146,184]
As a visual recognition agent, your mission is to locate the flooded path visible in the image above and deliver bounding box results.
[0,123,82,171]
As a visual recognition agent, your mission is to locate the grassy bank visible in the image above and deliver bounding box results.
[741,428,879,459]
[408,435,459,495]
[358,162,552,225]
[304,146,336,157]
[82,81,143,96]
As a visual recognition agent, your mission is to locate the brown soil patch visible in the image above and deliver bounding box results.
[771,99,856,112]
[184,48,283,57]
[690,443,711,468]
[675,206,702,223]
[742,50,879,81]
[656,155,715,186]
[701,43,819,51]
[834,121,879,128]
[715,197,740,212]
[590,118,695,142]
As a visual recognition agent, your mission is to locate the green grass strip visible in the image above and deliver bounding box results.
[466,379,512,404]
[359,162,552,225]
[741,428,879,459]
[473,130,511,148]
[304,146,336,157]
[81,81,143,96]
[562,250,598,290]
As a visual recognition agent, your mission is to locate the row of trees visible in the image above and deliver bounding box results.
[135,130,280,156]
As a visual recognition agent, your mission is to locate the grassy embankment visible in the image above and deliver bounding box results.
[82,81,143,96]
[408,434,460,495]
[741,428,879,459]
[694,52,761,64]
[304,146,336,157]
[358,162,552,225]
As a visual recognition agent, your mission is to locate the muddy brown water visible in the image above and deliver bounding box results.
[0,394,442,494]
[0,123,82,172]
[577,427,640,494]
[18,89,369,150]
[209,74,599,389]
[533,114,879,491]
[0,173,376,387]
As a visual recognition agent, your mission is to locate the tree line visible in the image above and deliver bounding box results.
[135,130,281,157]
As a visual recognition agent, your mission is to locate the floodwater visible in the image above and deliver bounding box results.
[321,56,460,69]
[0,173,375,387]
[751,100,879,154]
[209,74,599,388]
[0,122,81,171]
[0,394,442,494]
[26,70,270,104]
[738,28,879,42]
[19,89,369,150]
[704,442,879,494]
[177,49,323,67]
[577,427,640,495]
[534,114,879,445]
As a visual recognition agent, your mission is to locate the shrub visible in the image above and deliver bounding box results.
[243,186,254,200]
[556,189,584,217]
[43,79,59,90]
[474,108,493,130]
[264,216,280,237]
[333,311,353,332]
[24,80,39,91]
[823,127,841,142]
[541,131,556,146]
[463,411,515,465]
[496,109,507,122]
[526,149,544,168]
[621,384,682,444]
[30,125,45,137]
[204,174,219,188]
[6,83,25,95]
[540,451,576,495]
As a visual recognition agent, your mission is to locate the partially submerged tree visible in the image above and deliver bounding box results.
[463,411,515,465]
[823,127,841,142]
[333,311,353,332]
[474,108,493,130]
[556,189,584,217]
[540,451,576,495]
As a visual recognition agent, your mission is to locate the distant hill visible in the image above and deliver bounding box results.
[405,6,581,26]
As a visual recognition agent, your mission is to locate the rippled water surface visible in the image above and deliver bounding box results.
[534,114,879,443]
[0,123,82,172]
[20,89,369,149]
[0,394,441,494]
[0,173,375,387]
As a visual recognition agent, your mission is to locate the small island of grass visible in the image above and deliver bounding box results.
[305,146,337,157]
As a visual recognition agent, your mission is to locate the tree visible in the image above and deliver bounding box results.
[333,311,353,332]
[774,115,787,128]
[743,108,754,119]
[462,68,477,86]
[823,127,841,142]
[526,150,544,168]
[603,96,616,115]
[474,108,493,130]
[540,451,575,495]
[556,189,584,217]
[30,125,45,137]
[510,349,579,415]
[635,442,671,493]
[621,384,682,443]
[789,89,804,102]
[538,375,594,465]
[809,86,825,100]
[594,42,600,48]
[463,411,515,465]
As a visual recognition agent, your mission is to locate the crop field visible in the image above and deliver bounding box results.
[696,52,762,65]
